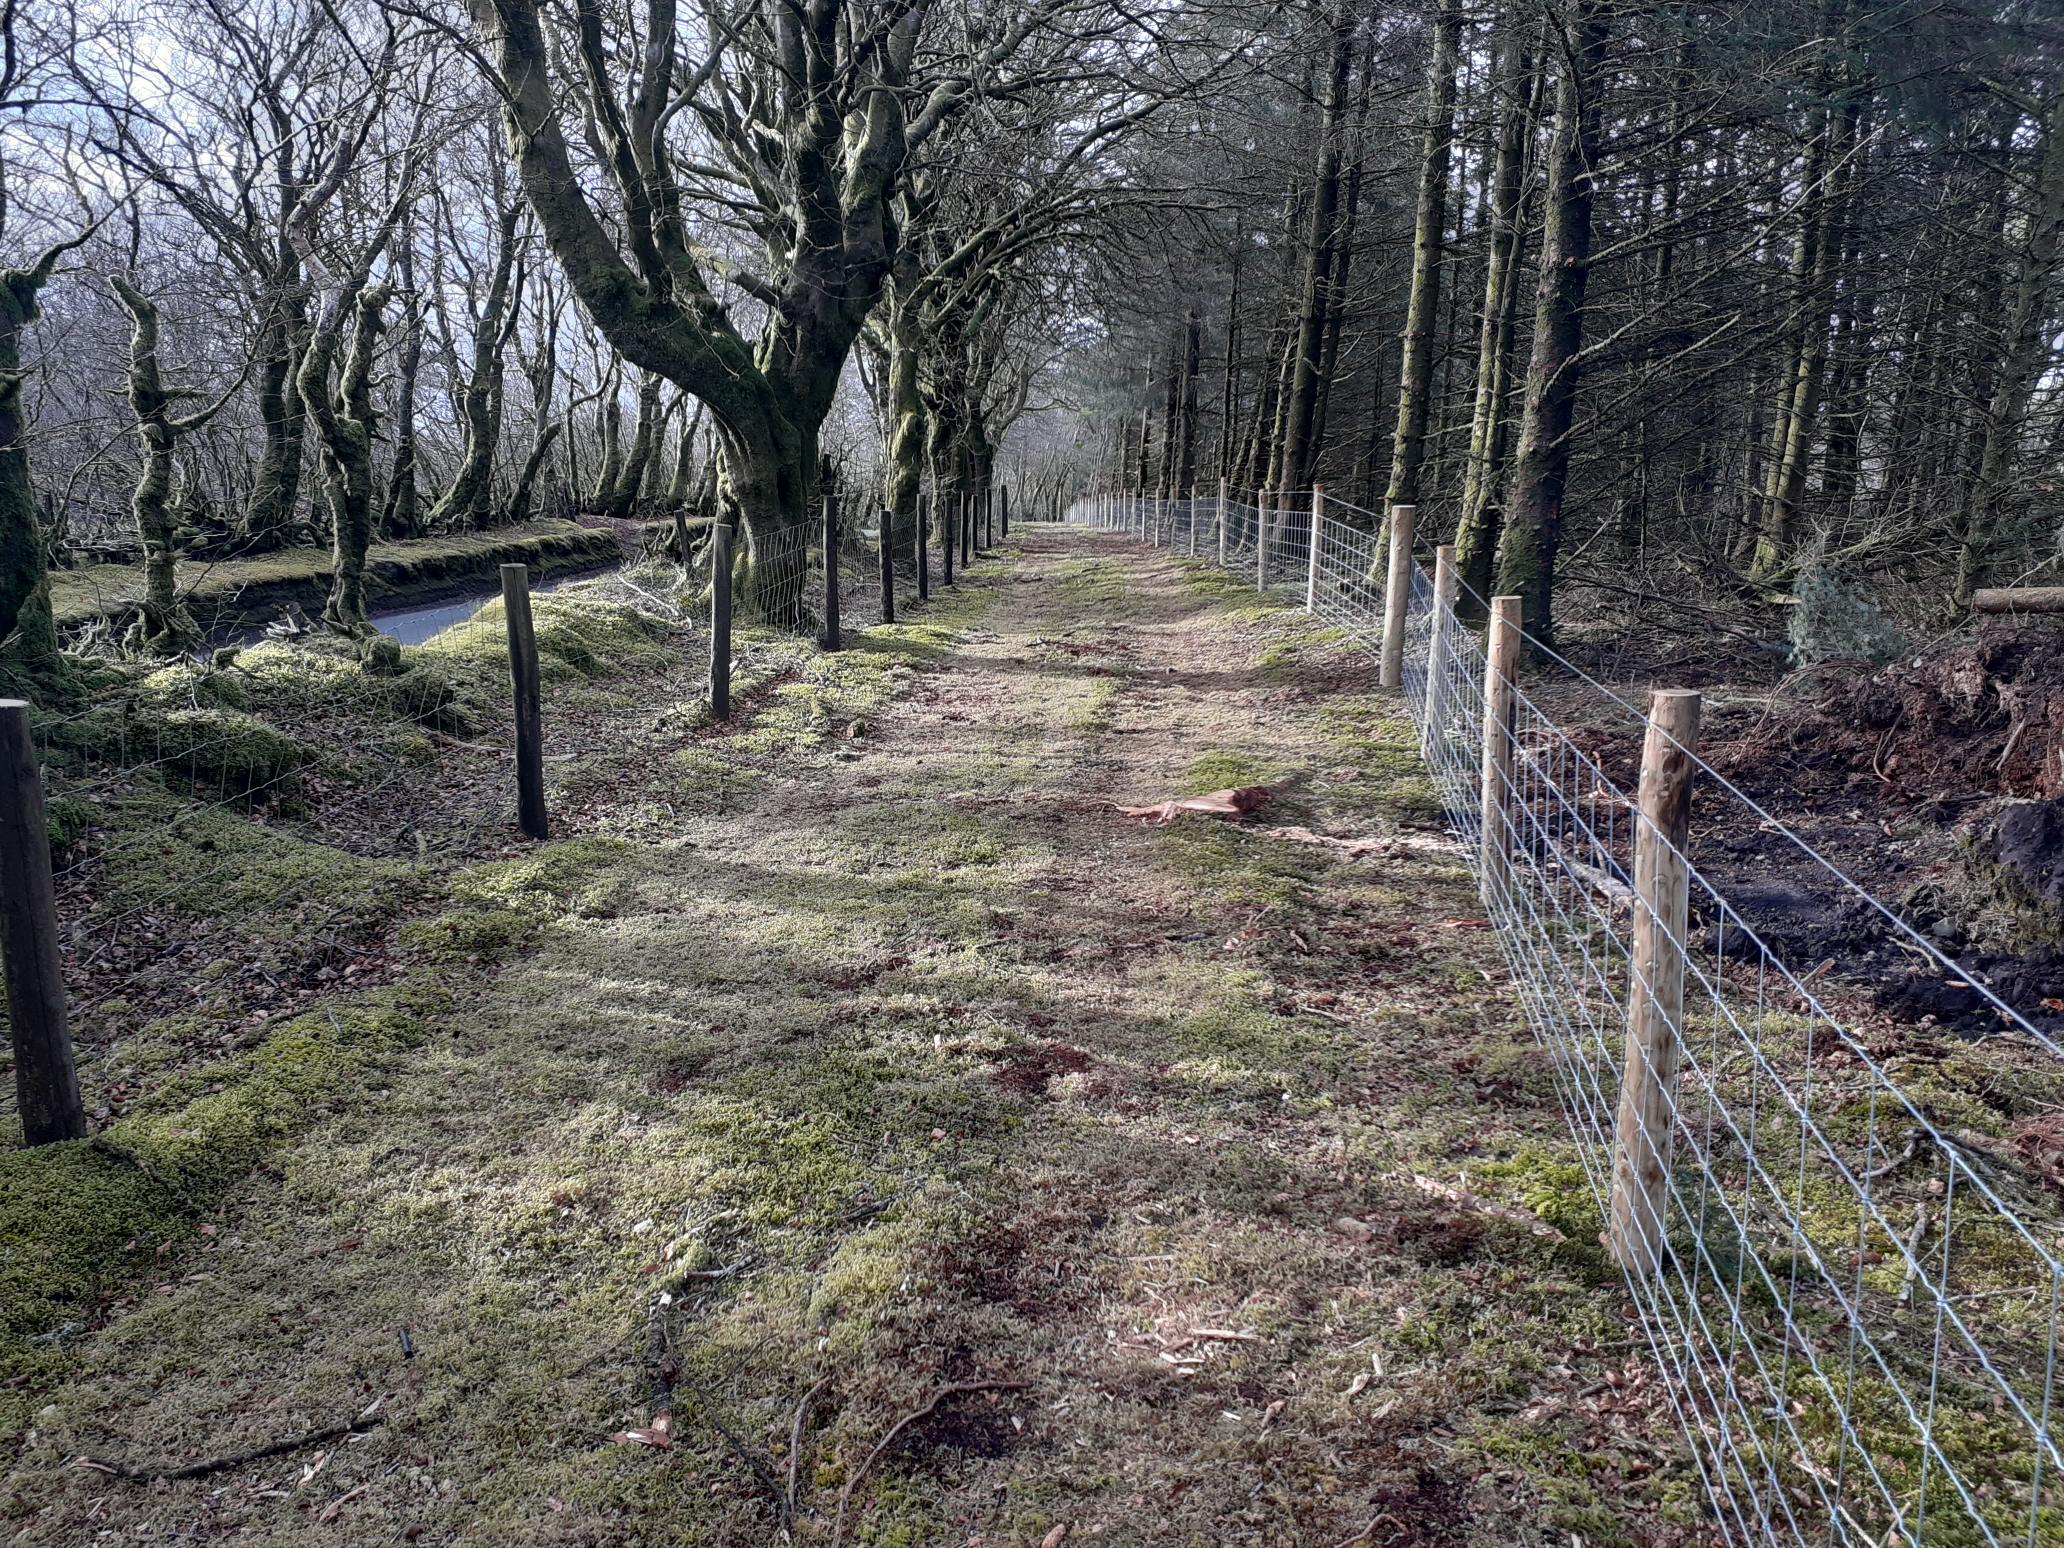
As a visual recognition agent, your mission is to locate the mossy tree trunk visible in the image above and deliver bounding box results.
[381,229,423,539]
[596,372,664,519]
[300,284,395,632]
[1491,0,1610,652]
[426,198,523,530]
[110,277,241,652]
[286,111,419,634]
[0,245,78,687]
[468,0,951,629]
[507,284,563,527]
[245,301,310,546]
[884,286,928,560]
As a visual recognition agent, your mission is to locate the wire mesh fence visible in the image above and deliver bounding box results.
[1065,489,2064,1547]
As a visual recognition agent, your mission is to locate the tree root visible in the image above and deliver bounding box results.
[78,1396,388,1483]
[830,1380,1028,1547]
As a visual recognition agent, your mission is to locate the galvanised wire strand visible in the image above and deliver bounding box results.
[1062,495,2063,1546]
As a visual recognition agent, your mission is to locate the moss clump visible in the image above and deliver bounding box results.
[401,836,636,960]
[1473,1148,1604,1247]
[0,984,440,1439]
[52,704,311,797]
[82,792,413,946]
[421,592,673,682]
[42,795,93,858]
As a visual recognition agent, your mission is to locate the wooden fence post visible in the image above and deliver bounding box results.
[820,494,842,651]
[1380,504,1417,689]
[917,493,930,601]
[1256,486,1270,589]
[942,494,956,586]
[1306,483,1326,612]
[1479,596,1522,909]
[1218,477,1229,566]
[1609,690,1702,1280]
[0,700,85,1145]
[1423,543,1457,757]
[710,523,734,720]
[879,508,896,626]
[961,491,973,568]
[1000,485,1010,540]
[500,564,548,841]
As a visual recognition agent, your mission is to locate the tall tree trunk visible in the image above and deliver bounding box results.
[1751,16,1852,581]
[110,277,235,652]
[1384,0,1463,514]
[1216,242,1242,483]
[1491,0,1610,651]
[1454,17,1540,615]
[428,200,523,530]
[1279,0,1357,493]
[245,299,309,547]
[0,240,84,686]
[381,233,423,539]
[1156,340,1181,498]
[1312,29,1379,476]
[1957,89,2064,605]
[300,286,395,633]
[884,280,927,554]
[598,373,665,518]
[1175,307,1202,494]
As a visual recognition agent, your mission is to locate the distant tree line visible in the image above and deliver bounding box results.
[1061,0,2064,648]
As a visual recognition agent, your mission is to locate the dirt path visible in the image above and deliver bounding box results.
[5,531,1710,1546]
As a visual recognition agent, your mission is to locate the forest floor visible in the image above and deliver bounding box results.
[1,530,1717,1547]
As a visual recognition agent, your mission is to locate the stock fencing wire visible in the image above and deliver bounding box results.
[1066,491,2064,1546]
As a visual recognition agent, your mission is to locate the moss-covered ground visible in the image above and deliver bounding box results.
[1,535,1719,1545]
[49,519,621,634]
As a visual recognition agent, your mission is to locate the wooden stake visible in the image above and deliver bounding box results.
[1306,483,1326,612]
[0,699,85,1145]
[820,494,842,651]
[1188,485,1199,557]
[942,494,955,585]
[710,523,734,720]
[1423,543,1457,757]
[916,493,930,601]
[1609,689,1702,1280]
[1480,596,1522,908]
[500,564,548,841]
[879,508,895,626]
[1256,486,1271,589]
[1217,477,1229,566]
[1000,484,1010,540]
[1380,504,1417,689]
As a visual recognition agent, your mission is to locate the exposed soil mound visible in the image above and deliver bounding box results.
[1737,620,2064,802]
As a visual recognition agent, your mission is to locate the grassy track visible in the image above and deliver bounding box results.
[2,530,1712,1546]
